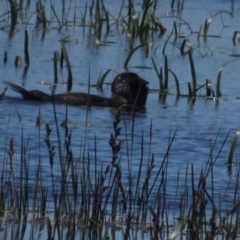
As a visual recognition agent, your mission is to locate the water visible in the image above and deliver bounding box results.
[0,0,240,239]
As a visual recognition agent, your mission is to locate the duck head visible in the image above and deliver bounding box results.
[111,72,149,108]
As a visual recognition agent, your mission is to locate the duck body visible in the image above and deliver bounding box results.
[5,72,149,109]
[5,82,127,108]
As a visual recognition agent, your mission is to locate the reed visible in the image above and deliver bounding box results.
[96,69,112,90]
[61,41,73,92]
[4,51,7,64]
[203,11,233,40]
[0,102,239,239]
[188,50,196,98]
[24,30,30,67]
[8,0,17,27]
[232,31,240,45]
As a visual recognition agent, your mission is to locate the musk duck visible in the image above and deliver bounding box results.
[5,72,149,109]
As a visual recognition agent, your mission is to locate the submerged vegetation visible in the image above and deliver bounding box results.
[0,0,240,239]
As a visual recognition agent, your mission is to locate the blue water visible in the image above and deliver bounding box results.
[0,0,240,239]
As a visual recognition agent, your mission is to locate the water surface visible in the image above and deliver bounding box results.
[0,0,240,238]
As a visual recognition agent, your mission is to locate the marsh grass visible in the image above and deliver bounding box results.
[61,41,72,92]
[4,0,236,101]
[0,105,239,239]
[8,0,17,27]
[24,30,29,68]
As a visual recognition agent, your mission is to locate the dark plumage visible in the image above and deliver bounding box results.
[111,72,149,107]
[4,72,149,109]
[5,82,127,108]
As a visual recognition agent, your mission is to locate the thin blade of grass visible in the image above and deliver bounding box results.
[180,39,192,56]
[206,79,211,97]
[164,55,168,90]
[162,21,175,55]
[100,0,110,35]
[168,69,180,96]
[188,50,196,98]
[139,0,153,38]
[227,129,240,168]
[61,41,72,92]
[53,51,58,85]
[216,58,238,98]
[232,31,240,45]
[151,57,163,90]
[8,0,17,27]
[51,5,61,29]
[203,10,233,39]
[15,55,23,67]
[188,82,192,97]
[24,30,30,67]
[96,69,111,90]
[124,43,147,69]
[4,51,7,64]
[41,5,47,29]
[197,25,202,42]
